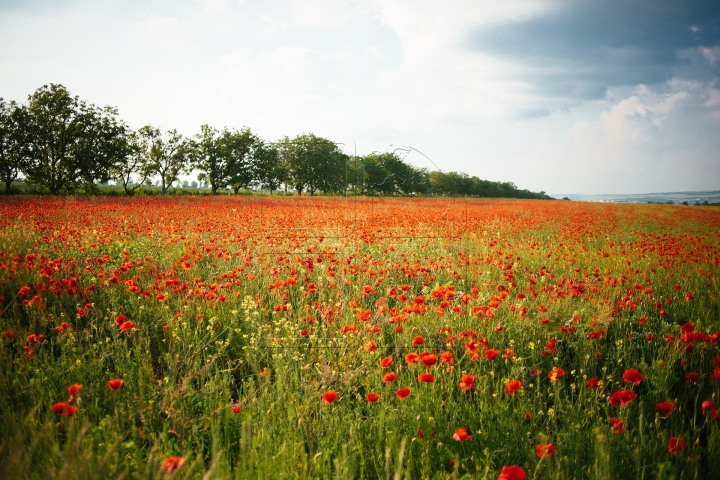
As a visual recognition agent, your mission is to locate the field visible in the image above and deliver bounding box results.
[0,196,719,479]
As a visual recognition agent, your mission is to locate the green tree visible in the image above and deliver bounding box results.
[21,84,126,194]
[224,128,257,195]
[287,133,346,195]
[188,125,227,195]
[109,130,147,196]
[253,142,285,195]
[0,99,30,194]
[138,126,187,195]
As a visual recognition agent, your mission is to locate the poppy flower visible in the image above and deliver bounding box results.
[418,373,435,383]
[382,372,397,383]
[485,349,499,361]
[364,340,377,352]
[587,378,600,389]
[161,456,186,475]
[412,336,425,346]
[231,404,241,414]
[52,402,68,414]
[107,379,124,390]
[622,369,646,386]
[396,387,411,400]
[115,314,128,326]
[119,321,136,332]
[610,418,623,434]
[656,401,676,418]
[535,443,555,458]
[322,390,338,405]
[367,392,380,403]
[453,428,472,441]
[440,351,454,365]
[667,437,686,455]
[420,354,437,369]
[503,379,522,396]
[608,390,637,407]
[380,356,393,368]
[685,372,699,384]
[458,374,476,390]
[498,465,527,480]
[405,353,420,365]
[68,384,83,395]
[548,368,565,382]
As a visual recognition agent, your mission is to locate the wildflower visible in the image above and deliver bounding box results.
[107,379,124,390]
[485,349,499,361]
[161,457,186,475]
[548,368,565,382]
[622,369,646,386]
[232,405,241,414]
[396,387,411,400]
[3,330,15,339]
[405,353,420,365]
[418,373,435,383]
[608,390,637,407]
[587,377,600,389]
[52,402,68,414]
[119,321,136,332]
[656,401,676,418]
[453,428,472,441]
[412,336,425,346]
[610,418,623,434]
[504,379,522,396]
[68,384,83,395]
[440,351,454,365]
[380,356,393,368]
[667,437,686,455]
[115,314,128,326]
[535,443,555,458]
[498,465,527,480]
[458,374,476,390]
[364,340,377,352]
[420,354,437,369]
[382,372,397,383]
[322,390,338,405]
[701,400,718,418]
[685,372,699,384]
[367,392,380,403]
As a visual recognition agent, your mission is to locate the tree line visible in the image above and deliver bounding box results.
[1,84,550,199]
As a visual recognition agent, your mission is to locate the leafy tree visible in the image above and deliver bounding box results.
[224,128,257,195]
[21,84,126,194]
[253,142,285,195]
[188,125,227,195]
[137,126,187,195]
[109,130,147,196]
[0,99,30,194]
[287,133,347,195]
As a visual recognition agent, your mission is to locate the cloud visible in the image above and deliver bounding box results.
[700,45,720,65]
[466,0,720,99]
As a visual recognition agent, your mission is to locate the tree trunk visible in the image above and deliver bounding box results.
[4,179,11,194]
[233,185,240,195]
[211,184,218,195]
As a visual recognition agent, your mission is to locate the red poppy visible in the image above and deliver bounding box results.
[322,390,338,405]
[420,353,437,369]
[440,351,454,365]
[498,465,527,480]
[656,401,676,418]
[367,392,380,403]
[485,349,499,361]
[115,314,128,326]
[380,356,393,368]
[622,369,646,386]
[685,372,699,384]
[418,373,435,383]
[701,400,718,418]
[458,374,476,390]
[52,402,68,414]
[504,379,522,396]
[119,321,137,332]
[232,404,241,414]
[382,372,397,383]
[535,443,555,458]
[68,384,83,395]
[161,457,186,475]
[587,377,600,389]
[396,387,411,400]
[548,368,565,382]
[364,340,377,352]
[107,379,124,390]
[667,437,686,455]
[405,353,420,365]
[2,330,15,339]
[610,418,623,434]
[412,336,425,346]
[453,428,472,441]
[608,390,637,407]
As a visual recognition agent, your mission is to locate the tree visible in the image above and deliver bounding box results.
[0,99,30,194]
[137,126,187,195]
[21,84,126,194]
[109,130,147,196]
[224,128,257,195]
[253,142,285,195]
[188,125,227,195]
[287,133,346,195]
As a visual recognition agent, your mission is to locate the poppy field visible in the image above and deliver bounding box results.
[0,196,719,479]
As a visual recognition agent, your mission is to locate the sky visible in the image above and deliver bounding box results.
[1,0,719,195]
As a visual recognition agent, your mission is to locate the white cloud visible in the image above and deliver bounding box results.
[700,45,720,65]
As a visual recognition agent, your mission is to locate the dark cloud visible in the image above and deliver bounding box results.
[467,0,720,99]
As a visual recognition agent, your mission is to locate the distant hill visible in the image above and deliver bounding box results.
[550,190,720,205]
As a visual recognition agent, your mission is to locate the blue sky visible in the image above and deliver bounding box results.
[1,0,719,194]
